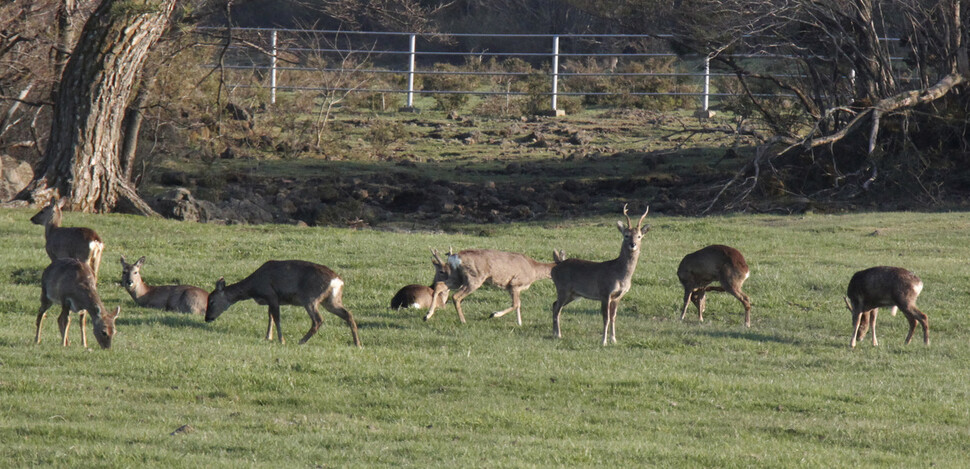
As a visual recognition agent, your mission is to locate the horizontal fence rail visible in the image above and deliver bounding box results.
[196,27,907,114]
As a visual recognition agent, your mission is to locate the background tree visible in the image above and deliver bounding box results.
[16,0,179,213]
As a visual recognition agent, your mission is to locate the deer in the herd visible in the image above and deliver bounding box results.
[30,198,104,282]
[677,245,752,327]
[205,260,361,347]
[120,256,208,314]
[551,204,650,345]
[423,248,556,326]
[36,258,120,349]
[391,250,451,311]
[844,266,929,348]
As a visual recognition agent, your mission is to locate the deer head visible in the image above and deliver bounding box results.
[92,306,121,349]
[119,255,147,292]
[205,278,230,322]
[615,204,650,253]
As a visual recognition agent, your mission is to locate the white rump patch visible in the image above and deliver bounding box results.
[448,254,462,270]
[744,270,750,280]
[90,241,103,251]
[913,281,924,296]
[330,277,344,296]
[411,302,421,309]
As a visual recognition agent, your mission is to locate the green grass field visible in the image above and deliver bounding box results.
[1,207,969,467]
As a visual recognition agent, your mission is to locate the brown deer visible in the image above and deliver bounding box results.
[36,258,120,349]
[423,248,556,326]
[30,198,104,281]
[120,255,208,315]
[677,245,752,327]
[551,204,650,345]
[844,266,929,348]
[205,260,361,347]
[391,250,451,311]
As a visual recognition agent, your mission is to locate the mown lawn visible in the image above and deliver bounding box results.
[1,207,968,467]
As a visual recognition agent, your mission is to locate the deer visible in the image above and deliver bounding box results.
[423,247,556,326]
[677,245,752,327]
[30,198,104,282]
[551,204,650,345]
[391,250,451,311]
[205,260,361,347]
[120,255,208,315]
[36,258,121,349]
[844,266,929,348]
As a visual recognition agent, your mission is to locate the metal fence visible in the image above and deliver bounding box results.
[196,27,900,114]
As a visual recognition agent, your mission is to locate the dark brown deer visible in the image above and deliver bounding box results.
[120,255,208,315]
[844,266,929,348]
[205,260,361,347]
[30,198,104,282]
[677,245,752,327]
[423,248,555,326]
[551,204,650,345]
[36,258,120,349]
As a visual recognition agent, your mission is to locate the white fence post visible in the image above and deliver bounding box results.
[702,54,710,112]
[551,35,560,113]
[406,34,417,110]
[270,29,278,105]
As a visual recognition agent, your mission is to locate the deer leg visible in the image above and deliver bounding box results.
[450,285,475,324]
[856,310,871,342]
[870,308,878,346]
[490,287,523,326]
[694,289,707,322]
[723,283,751,327]
[608,299,619,345]
[600,300,611,346]
[850,310,863,348]
[58,304,71,347]
[267,303,284,344]
[79,311,88,348]
[552,292,575,339]
[323,300,361,347]
[36,296,52,344]
[265,312,275,341]
[902,307,929,345]
[679,289,692,321]
[299,303,324,345]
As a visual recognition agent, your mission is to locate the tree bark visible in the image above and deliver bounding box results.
[17,0,176,214]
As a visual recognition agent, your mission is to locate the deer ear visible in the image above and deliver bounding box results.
[111,306,121,319]
[215,277,226,290]
[56,197,67,209]
[136,256,146,267]
[120,255,126,265]
[616,221,626,233]
[641,224,652,234]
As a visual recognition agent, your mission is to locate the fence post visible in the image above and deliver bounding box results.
[270,29,278,105]
[402,33,418,112]
[694,54,715,119]
[550,35,562,115]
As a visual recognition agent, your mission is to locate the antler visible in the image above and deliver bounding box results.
[431,248,444,265]
[622,204,633,229]
[636,206,650,232]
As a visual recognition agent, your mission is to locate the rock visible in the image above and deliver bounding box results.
[0,154,33,201]
[152,187,206,222]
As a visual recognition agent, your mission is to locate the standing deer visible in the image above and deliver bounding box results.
[423,248,556,326]
[677,245,752,327]
[551,204,650,345]
[205,260,361,347]
[391,250,451,311]
[844,266,929,348]
[30,198,104,282]
[36,258,120,349]
[120,255,208,315]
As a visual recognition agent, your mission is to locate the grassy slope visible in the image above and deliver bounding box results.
[1,207,968,467]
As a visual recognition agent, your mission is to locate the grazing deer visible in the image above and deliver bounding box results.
[205,260,361,347]
[551,204,650,345]
[120,255,208,315]
[30,198,104,282]
[392,250,451,311]
[677,245,752,327]
[844,266,929,348]
[423,248,555,326]
[36,258,120,349]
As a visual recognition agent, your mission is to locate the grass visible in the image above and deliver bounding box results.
[1,207,969,467]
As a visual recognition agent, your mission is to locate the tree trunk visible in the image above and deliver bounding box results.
[18,0,176,214]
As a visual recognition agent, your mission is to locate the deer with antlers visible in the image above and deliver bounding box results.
[30,198,104,282]
[551,204,650,345]
[423,248,556,325]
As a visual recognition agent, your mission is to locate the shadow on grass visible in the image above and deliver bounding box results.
[118,314,208,329]
[692,328,800,345]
